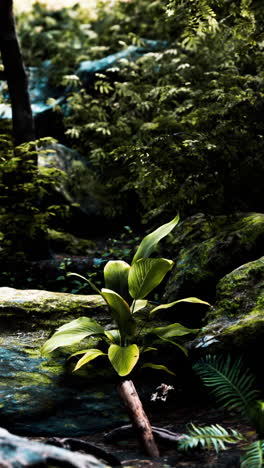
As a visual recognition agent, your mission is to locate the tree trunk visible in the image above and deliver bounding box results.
[117,379,160,458]
[0,0,35,147]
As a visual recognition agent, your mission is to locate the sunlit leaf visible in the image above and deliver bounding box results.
[72,348,106,371]
[104,329,121,344]
[42,317,104,354]
[104,260,130,302]
[128,258,174,299]
[108,344,139,376]
[132,299,148,313]
[150,297,210,315]
[101,288,135,340]
[132,214,179,264]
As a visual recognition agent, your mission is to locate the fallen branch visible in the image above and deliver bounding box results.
[105,424,186,446]
[47,437,121,467]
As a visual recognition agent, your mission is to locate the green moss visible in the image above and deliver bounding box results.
[0,287,107,330]
[211,256,264,319]
[164,213,264,303]
[48,229,95,255]
[222,314,264,345]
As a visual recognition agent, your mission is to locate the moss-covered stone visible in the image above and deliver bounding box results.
[0,287,107,330]
[164,212,264,303]
[194,257,264,353]
[211,256,264,319]
[48,229,95,255]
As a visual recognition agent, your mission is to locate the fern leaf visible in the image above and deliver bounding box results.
[193,355,259,415]
[178,423,244,453]
[240,440,264,468]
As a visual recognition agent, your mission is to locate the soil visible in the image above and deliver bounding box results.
[36,405,255,467]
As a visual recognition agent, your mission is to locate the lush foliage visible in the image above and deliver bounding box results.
[14,0,264,225]
[0,124,62,265]
[179,423,244,453]
[42,216,209,376]
[179,355,264,466]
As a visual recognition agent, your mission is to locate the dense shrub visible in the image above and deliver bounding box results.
[15,1,264,224]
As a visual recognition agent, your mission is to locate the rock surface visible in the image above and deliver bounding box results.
[39,143,105,223]
[0,288,127,436]
[48,229,96,256]
[195,256,264,352]
[0,427,106,467]
[0,287,107,330]
[164,212,264,303]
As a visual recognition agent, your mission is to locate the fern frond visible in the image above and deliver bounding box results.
[178,423,244,453]
[193,355,259,415]
[240,440,264,468]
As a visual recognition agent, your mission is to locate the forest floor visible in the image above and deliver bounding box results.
[35,405,255,467]
[89,405,254,467]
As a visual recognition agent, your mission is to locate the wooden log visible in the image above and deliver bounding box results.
[117,379,160,458]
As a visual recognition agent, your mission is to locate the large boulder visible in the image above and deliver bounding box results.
[164,212,264,304]
[0,428,106,468]
[0,288,126,436]
[0,287,107,330]
[195,256,264,352]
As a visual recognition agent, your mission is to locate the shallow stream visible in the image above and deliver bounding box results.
[0,331,127,436]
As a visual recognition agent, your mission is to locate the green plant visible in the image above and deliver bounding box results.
[42,215,209,457]
[178,355,264,467]
[42,215,209,376]
[0,133,62,266]
[179,423,244,452]
[16,1,264,224]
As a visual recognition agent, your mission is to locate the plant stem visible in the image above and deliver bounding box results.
[117,379,160,458]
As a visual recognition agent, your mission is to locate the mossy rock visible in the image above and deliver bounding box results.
[0,287,108,331]
[164,212,264,304]
[194,257,264,354]
[48,229,95,255]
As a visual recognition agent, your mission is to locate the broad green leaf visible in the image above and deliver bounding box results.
[101,288,135,340]
[150,297,210,315]
[128,258,174,299]
[132,214,179,264]
[104,260,130,302]
[132,299,148,313]
[42,317,104,354]
[141,363,176,376]
[104,329,121,344]
[72,349,106,371]
[67,272,101,294]
[108,344,139,376]
[151,322,199,339]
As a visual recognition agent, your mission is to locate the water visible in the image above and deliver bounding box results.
[0,331,127,436]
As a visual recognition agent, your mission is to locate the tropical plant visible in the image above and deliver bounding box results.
[178,423,244,453]
[42,215,209,376]
[42,215,209,456]
[178,355,264,467]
